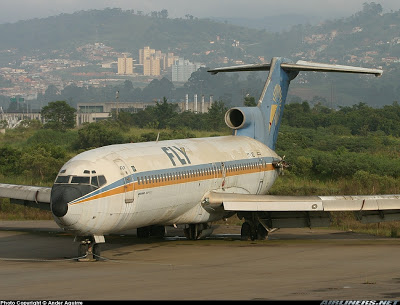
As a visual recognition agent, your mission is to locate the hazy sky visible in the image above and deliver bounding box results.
[1,0,399,24]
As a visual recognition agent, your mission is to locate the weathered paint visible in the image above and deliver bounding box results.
[52,135,280,235]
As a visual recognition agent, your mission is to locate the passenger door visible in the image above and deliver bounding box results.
[114,159,134,203]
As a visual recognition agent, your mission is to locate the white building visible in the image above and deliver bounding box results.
[172,58,205,82]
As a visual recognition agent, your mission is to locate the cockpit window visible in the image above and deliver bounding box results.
[98,175,106,186]
[55,174,107,188]
[71,176,90,184]
[55,175,70,183]
[91,176,99,187]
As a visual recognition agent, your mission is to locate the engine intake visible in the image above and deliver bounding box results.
[224,106,265,143]
[225,107,248,129]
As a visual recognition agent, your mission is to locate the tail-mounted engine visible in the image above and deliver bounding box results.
[224,107,266,143]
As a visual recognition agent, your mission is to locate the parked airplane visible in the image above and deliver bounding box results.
[1,57,399,260]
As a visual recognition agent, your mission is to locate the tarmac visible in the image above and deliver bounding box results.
[1,220,400,300]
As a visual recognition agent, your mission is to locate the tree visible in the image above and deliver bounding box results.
[41,101,76,131]
[153,97,179,129]
[74,121,126,150]
[159,9,168,19]
[206,100,229,131]
[21,144,67,182]
[244,95,257,107]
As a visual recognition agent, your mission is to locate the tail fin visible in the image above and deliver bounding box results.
[208,57,382,150]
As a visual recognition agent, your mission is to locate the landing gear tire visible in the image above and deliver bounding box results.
[184,224,197,240]
[257,223,268,240]
[241,222,268,241]
[150,225,166,238]
[241,222,252,241]
[78,243,88,258]
[77,237,102,261]
[93,243,101,261]
[137,226,166,238]
[137,226,151,238]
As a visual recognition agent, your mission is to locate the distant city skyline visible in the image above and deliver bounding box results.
[1,0,400,24]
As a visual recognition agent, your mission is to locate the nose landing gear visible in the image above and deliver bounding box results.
[76,236,103,261]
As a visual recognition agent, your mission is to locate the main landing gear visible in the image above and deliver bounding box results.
[240,221,268,241]
[238,212,269,241]
[184,223,214,240]
[136,225,166,238]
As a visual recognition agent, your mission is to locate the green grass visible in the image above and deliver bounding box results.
[0,199,52,220]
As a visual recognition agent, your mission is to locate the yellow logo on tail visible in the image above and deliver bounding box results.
[269,84,282,132]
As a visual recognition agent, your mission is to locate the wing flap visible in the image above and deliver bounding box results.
[321,195,400,211]
[223,198,322,212]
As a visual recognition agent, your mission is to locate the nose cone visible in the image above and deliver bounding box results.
[51,185,83,217]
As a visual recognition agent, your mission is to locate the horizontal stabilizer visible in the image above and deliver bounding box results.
[208,63,271,74]
[208,60,382,77]
[283,60,383,77]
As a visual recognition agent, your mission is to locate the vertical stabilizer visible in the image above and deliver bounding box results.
[256,57,298,149]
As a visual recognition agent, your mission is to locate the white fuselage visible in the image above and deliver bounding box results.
[52,135,281,236]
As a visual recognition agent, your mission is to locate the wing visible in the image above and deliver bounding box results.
[0,183,51,211]
[204,192,400,228]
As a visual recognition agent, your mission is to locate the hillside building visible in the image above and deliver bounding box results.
[117,55,134,75]
[139,47,179,76]
[172,58,205,82]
